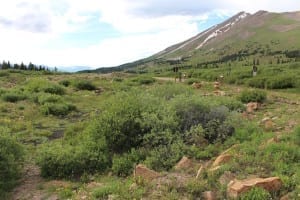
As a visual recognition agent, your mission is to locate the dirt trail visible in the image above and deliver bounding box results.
[11,164,58,200]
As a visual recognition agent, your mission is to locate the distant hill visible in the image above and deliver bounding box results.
[87,10,300,73]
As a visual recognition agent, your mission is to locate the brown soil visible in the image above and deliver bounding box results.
[11,165,58,200]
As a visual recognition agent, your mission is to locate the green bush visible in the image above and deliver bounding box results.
[239,187,271,200]
[247,77,266,89]
[1,91,27,102]
[238,90,267,103]
[73,80,96,90]
[37,141,110,178]
[25,79,65,95]
[43,84,65,95]
[130,76,156,85]
[112,149,144,177]
[0,133,24,196]
[59,80,71,87]
[40,102,76,116]
[0,71,9,77]
[36,93,63,105]
[144,142,184,171]
[265,76,295,89]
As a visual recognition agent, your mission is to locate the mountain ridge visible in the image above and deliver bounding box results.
[84,10,300,73]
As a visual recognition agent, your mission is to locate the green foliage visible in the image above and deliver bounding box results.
[265,76,296,89]
[25,79,65,95]
[1,91,27,102]
[37,141,110,178]
[144,142,184,171]
[186,179,209,198]
[239,187,271,200]
[35,93,63,105]
[73,80,96,90]
[40,102,76,116]
[112,149,144,177]
[0,133,24,196]
[129,76,156,85]
[238,90,267,103]
[59,79,71,87]
[92,178,145,200]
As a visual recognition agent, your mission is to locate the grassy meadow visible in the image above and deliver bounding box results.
[0,68,299,199]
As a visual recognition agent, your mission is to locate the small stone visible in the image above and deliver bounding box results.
[174,156,193,171]
[134,164,161,181]
[202,191,216,200]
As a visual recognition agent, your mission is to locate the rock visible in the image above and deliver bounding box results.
[227,177,282,199]
[86,181,103,189]
[219,171,235,185]
[192,82,202,89]
[209,166,221,172]
[214,81,220,89]
[280,193,291,200]
[175,156,193,171]
[246,102,259,113]
[264,120,275,131]
[212,153,232,168]
[134,164,161,181]
[195,165,203,179]
[202,191,216,200]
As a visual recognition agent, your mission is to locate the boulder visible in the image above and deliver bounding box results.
[174,156,193,171]
[202,191,216,200]
[134,164,160,181]
[212,153,232,167]
[219,171,235,185]
[227,177,282,199]
[214,81,220,89]
[246,102,259,113]
[192,82,202,89]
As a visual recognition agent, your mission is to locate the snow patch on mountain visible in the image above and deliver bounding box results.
[196,12,249,49]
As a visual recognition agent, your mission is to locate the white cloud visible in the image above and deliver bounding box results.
[0,0,299,70]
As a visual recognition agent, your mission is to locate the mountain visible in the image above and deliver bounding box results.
[88,10,300,73]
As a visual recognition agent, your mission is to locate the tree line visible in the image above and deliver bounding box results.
[0,60,51,71]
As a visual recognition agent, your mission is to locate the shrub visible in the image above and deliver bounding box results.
[144,142,184,171]
[36,93,63,105]
[0,133,24,196]
[43,84,65,95]
[25,79,65,95]
[111,149,144,177]
[37,141,110,178]
[40,102,76,116]
[239,187,271,200]
[265,76,295,89]
[1,91,27,102]
[238,90,267,103]
[130,76,156,85]
[59,80,71,87]
[186,78,200,85]
[0,71,9,77]
[73,80,96,90]
[247,77,266,89]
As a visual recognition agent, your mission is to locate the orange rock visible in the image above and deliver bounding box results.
[202,191,216,200]
[174,156,193,170]
[246,102,259,113]
[227,177,282,198]
[134,164,160,181]
[212,153,232,167]
[192,82,202,89]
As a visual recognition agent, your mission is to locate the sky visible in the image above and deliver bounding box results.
[0,0,299,71]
